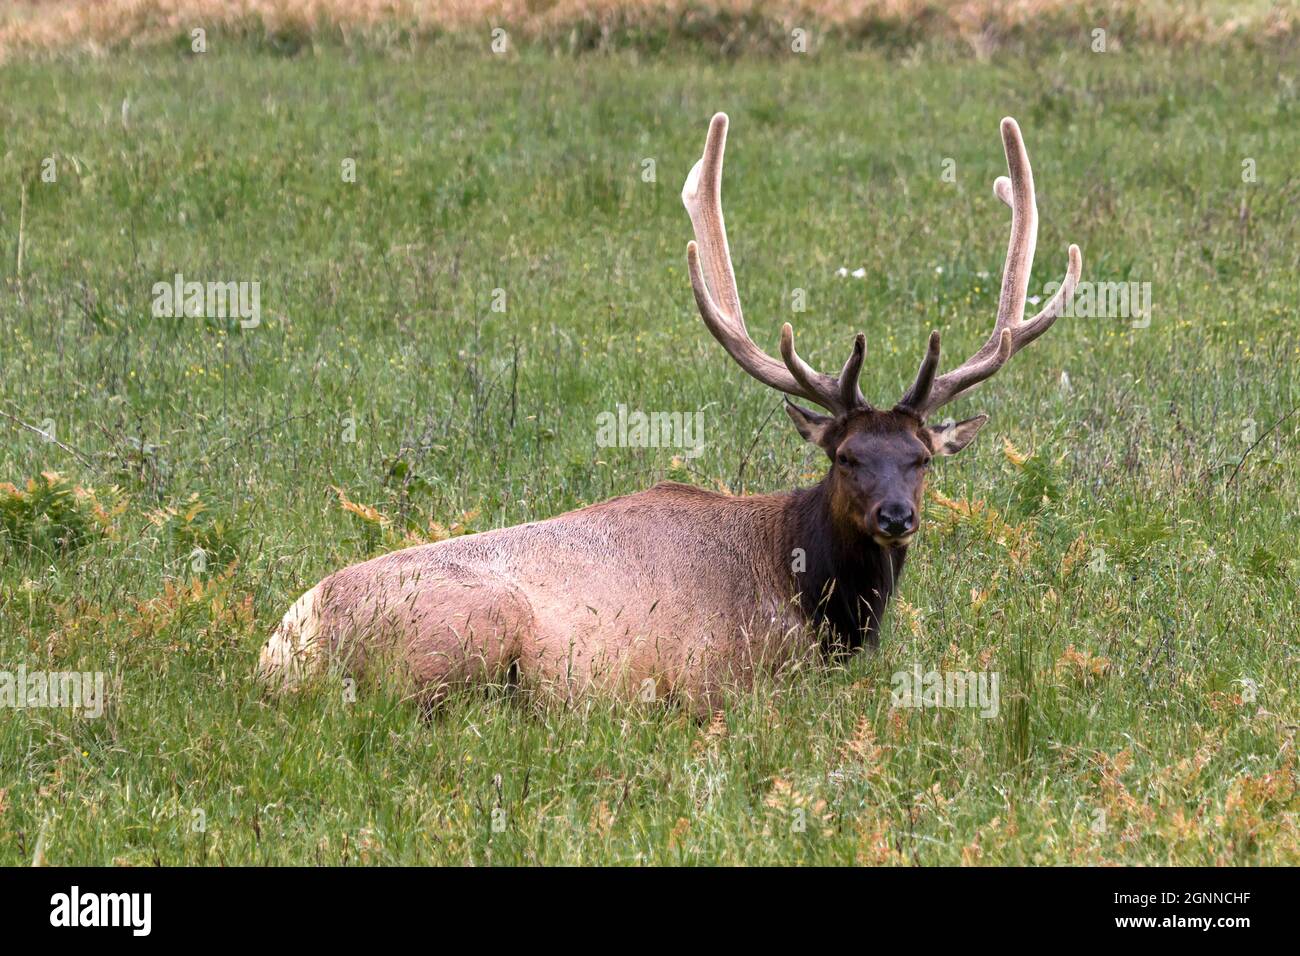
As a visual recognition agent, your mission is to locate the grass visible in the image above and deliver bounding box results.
[0,36,1297,865]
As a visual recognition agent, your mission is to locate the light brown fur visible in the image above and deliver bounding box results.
[259,482,808,712]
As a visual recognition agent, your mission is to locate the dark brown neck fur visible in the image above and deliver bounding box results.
[783,479,906,652]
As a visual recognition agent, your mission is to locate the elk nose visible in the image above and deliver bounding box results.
[876,502,916,538]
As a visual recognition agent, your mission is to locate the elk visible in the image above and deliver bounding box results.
[258,113,1081,712]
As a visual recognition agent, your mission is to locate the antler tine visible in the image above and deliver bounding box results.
[995,162,1083,344]
[994,117,1038,335]
[914,118,1082,415]
[777,323,858,411]
[684,114,745,329]
[896,330,941,413]
[684,113,867,415]
[838,333,867,410]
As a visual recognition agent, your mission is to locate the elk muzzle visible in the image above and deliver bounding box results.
[872,501,917,546]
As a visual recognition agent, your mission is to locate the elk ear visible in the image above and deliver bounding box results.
[925,414,989,456]
[784,399,834,449]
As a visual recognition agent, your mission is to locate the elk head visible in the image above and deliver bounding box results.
[683,113,1081,549]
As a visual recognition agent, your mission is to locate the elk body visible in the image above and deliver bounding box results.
[258,114,1081,712]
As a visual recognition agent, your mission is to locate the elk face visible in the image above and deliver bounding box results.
[785,404,988,548]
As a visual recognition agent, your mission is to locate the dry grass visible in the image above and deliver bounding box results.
[0,0,1295,59]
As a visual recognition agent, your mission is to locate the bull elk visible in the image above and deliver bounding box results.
[258,113,1081,712]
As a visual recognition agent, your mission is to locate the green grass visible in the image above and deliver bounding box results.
[0,40,1297,865]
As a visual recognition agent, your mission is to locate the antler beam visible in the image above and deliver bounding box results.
[901,118,1082,417]
[683,113,868,416]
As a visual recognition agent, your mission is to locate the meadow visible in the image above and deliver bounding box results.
[0,28,1297,864]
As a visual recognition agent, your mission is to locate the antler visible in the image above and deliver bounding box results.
[899,117,1082,418]
[683,113,868,416]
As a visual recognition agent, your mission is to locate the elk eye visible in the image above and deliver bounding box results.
[837,452,852,467]
[916,457,932,470]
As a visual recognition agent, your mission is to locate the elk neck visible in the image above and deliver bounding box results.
[782,477,906,652]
